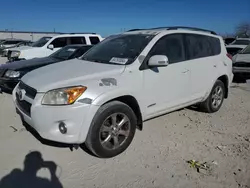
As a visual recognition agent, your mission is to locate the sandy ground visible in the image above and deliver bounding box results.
[0,56,250,188]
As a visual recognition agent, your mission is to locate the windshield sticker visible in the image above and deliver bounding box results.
[109,57,128,64]
[67,48,76,52]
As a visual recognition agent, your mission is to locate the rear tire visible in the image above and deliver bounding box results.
[200,80,225,113]
[85,101,137,158]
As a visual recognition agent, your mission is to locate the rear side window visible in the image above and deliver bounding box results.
[70,37,86,44]
[50,37,67,48]
[89,37,100,44]
[150,34,185,64]
[185,34,221,60]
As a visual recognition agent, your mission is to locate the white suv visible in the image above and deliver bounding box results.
[8,33,103,61]
[13,27,233,158]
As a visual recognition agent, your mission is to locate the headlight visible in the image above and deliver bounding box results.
[11,51,20,58]
[4,70,20,78]
[42,86,87,105]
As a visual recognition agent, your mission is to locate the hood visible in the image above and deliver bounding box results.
[22,59,125,92]
[234,53,250,63]
[9,46,34,51]
[0,57,60,71]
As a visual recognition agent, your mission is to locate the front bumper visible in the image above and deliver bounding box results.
[0,77,19,92]
[13,86,100,144]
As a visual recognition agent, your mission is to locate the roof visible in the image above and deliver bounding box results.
[65,44,93,48]
[125,26,217,35]
[0,30,95,34]
[53,33,99,37]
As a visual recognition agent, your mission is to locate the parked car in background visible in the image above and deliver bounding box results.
[1,40,33,57]
[224,37,235,45]
[0,39,29,56]
[13,27,233,158]
[226,46,244,57]
[0,44,92,92]
[227,38,250,49]
[8,33,103,61]
[232,44,250,78]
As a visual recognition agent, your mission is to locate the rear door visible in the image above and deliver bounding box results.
[184,34,221,99]
[69,37,87,45]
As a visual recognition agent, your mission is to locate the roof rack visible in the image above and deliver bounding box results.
[127,26,217,35]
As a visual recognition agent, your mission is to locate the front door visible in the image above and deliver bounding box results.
[142,34,191,119]
[46,37,68,56]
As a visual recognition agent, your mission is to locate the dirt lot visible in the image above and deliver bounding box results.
[0,57,250,188]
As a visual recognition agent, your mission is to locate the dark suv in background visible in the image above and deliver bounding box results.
[0,44,92,92]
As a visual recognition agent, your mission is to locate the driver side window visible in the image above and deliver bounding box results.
[50,37,67,48]
[149,34,185,64]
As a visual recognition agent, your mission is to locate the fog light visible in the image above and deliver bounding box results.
[59,122,67,134]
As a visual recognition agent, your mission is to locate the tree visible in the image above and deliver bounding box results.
[236,22,250,38]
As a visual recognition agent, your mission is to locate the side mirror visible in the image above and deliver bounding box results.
[47,44,54,50]
[148,55,169,67]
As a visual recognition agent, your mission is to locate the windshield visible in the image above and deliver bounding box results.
[31,37,52,47]
[82,34,154,65]
[50,45,80,60]
[232,39,250,45]
[240,45,250,54]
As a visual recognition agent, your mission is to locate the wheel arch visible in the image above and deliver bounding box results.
[93,93,143,131]
[217,75,229,98]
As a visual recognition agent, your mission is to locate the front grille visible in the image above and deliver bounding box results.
[234,62,250,68]
[19,81,37,99]
[7,50,11,60]
[16,92,32,116]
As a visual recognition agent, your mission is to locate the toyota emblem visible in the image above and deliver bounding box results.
[17,89,26,101]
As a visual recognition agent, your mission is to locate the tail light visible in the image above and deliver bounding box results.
[227,53,232,60]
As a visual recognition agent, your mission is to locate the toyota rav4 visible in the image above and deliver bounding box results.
[13,27,233,158]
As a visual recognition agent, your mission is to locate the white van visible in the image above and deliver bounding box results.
[8,33,103,61]
[13,27,233,158]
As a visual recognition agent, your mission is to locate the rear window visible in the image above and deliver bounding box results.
[185,34,221,60]
[232,40,250,45]
[89,37,100,44]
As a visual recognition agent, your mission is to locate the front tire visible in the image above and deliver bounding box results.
[200,80,225,113]
[85,101,137,158]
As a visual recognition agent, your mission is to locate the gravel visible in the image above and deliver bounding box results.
[0,57,250,188]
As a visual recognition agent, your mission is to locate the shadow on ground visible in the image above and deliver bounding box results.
[0,151,63,188]
[233,75,249,84]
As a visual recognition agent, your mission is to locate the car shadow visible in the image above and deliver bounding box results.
[233,75,249,83]
[0,151,63,188]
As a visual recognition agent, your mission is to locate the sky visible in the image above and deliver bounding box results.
[0,0,249,37]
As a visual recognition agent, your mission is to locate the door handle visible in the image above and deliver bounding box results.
[182,69,189,73]
[213,65,217,68]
